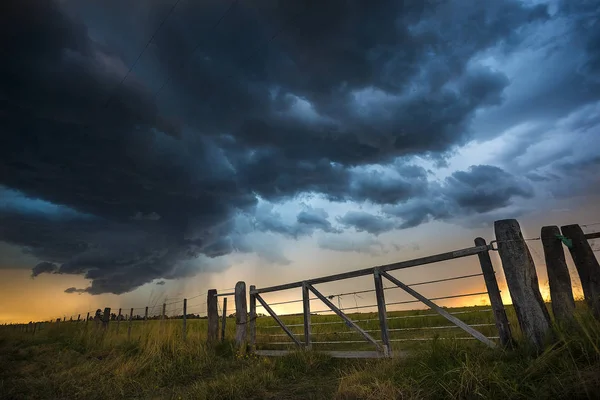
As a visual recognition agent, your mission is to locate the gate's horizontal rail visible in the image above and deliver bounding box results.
[252,245,489,294]
[584,232,600,240]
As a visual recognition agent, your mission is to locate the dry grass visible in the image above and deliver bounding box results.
[1,304,599,399]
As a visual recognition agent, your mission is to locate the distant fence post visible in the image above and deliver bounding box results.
[302,281,312,350]
[102,307,111,330]
[33,322,38,336]
[183,299,187,342]
[128,308,133,340]
[475,237,513,347]
[85,312,89,326]
[561,224,600,319]
[494,219,551,350]
[249,285,256,352]
[541,226,576,323]
[207,289,218,343]
[116,308,122,334]
[161,303,166,321]
[144,306,148,323]
[235,281,247,350]
[373,268,391,357]
[221,297,227,342]
[77,314,81,322]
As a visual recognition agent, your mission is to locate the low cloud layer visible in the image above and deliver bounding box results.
[0,0,598,294]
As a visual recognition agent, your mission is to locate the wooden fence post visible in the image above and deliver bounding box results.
[541,226,576,323]
[249,285,256,352]
[86,312,89,326]
[116,308,122,334]
[162,303,166,321]
[221,297,227,342]
[207,289,218,343]
[77,314,81,322]
[494,219,551,350]
[183,299,187,342]
[33,322,38,336]
[102,307,111,330]
[475,237,513,347]
[302,281,312,350]
[235,281,247,350]
[561,224,600,318]
[373,269,391,357]
[128,308,133,340]
[144,306,148,323]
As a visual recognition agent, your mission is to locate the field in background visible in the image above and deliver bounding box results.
[1,303,599,399]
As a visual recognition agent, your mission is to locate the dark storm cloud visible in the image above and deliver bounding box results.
[382,165,534,228]
[337,211,396,236]
[32,262,59,277]
[64,287,87,294]
[317,234,384,256]
[0,0,556,294]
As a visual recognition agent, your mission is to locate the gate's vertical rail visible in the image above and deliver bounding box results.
[302,281,311,350]
[249,285,257,352]
[373,268,391,357]
[475,237,512,347]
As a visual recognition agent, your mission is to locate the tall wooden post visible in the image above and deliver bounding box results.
[494,219,551,350]
[183,299,187,342]
[144,306,148,323]
[235,281,247,350]
[302,282,312,350]
[102,307,111,330]
[116,308,122,334]
[86,312,90,326]
[127,308,133,340]
[561,224,600,319]
[475,237,513,347]
[373,269,390,357]
[221,297,227,342]
[207,289,218,343]
[249,285,256,351]
[541,226,575,322]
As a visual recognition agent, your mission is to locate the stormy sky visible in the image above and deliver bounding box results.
[0,0,599,320]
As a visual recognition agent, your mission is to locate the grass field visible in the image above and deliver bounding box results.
[1,304,600,399]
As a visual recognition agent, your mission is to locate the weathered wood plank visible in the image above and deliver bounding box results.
[307,284,382,351]
[380,270,496,348]
[495,219,551,350]
[255,350,408,359]
[302,282,311,349]
[249,285,257,351]
[255,294,302,347]
[207,289,219,343]
[562,224,600,319]
[541,226,575,323]
[373,269,391,357]
[221,297,227,342]
[584,232,600,240]
[235,281,247,349]
[253,245,489,294]
[475,237,513,347]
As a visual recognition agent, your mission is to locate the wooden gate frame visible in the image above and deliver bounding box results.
[249,239,510,358]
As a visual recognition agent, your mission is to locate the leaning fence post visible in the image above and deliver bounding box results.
[128,308,133,340]
[561,224,600,319]
[302,281,312,350]
[541,226,576,323]
[475,237,513,347]
[207,289,218,343]
[102,307,111,330]
[249,285,256,352]
[116,308,122,334]
[235,281,247,350]
[373,269,391,357]
[221,297,227,342]
[494,219,551,350]
[183,299,187,342]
